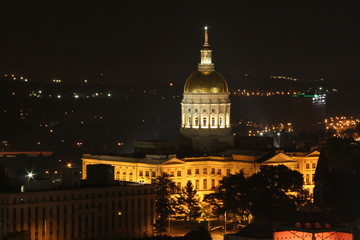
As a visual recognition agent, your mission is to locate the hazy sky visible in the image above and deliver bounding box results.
[1,1,359,83]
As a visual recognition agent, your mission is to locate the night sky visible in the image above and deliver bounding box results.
[1,1,359,84]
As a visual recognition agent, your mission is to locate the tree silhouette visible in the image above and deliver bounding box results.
[209,165,310,220]
[176,180,200,221]
[155,172,176,233]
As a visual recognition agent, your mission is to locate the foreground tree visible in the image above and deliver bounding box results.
[155,172,176,233]
[176,180,201,221]
[210,165,310,220]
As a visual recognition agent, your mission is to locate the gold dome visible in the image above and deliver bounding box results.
[184,71,228,93]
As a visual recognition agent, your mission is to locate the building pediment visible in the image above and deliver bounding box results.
[161,158,185,165]
[263,153,295,164]
[305,150,320,158]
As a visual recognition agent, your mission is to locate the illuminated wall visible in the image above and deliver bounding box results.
[274,230,352,240]
[82,151,319,200]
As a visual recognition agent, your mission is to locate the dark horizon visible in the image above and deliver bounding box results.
[1,1,359,85]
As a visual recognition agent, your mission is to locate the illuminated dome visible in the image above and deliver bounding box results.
[184,71,228,93]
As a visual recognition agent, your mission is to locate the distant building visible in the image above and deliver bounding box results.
[180,27,233,152]
[0,165,155,240]
[82,150,319,199]
[292,92,326,137]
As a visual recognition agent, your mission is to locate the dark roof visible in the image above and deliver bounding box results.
[314,150,330,182]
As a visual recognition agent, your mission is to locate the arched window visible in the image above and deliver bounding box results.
[122,172,126,181]
[116,171,120,181]
[219,116,223,126]
[188,115,191,125]
[194,117,199,126]
[129,172,133,182]
[211,117,216,126]
[202,117,207,126]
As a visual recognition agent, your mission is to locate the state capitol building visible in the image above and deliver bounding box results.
[82,28,319,198]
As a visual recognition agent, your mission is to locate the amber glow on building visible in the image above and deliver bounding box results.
[82,150,319,199]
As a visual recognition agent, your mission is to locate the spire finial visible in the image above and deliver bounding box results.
[204,26,209,47]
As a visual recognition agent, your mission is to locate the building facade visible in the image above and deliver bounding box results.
[82,151,319,200]
[180,27,233,151]
[0,183,155,240]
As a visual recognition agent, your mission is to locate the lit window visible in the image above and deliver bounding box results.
[129,172,133,181]
[116,171,120,181]
[211,117,215,126]
[211,179,215,189]
[203,117,207,126]
[122,172,126,181]
[203,179,207,190]
[194,117,199,126]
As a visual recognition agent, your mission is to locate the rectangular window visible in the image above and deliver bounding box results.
[312,174,315,184]
[312,163,316,169]
[187,169,192,175]
[139,171,143,176]
[211,168,215,174]
[203,179,207,190]
[306,163,310,169]
[195,180,199,189]
[211,179,215,189]
[177,171,181,177]
[170,171,174,177]
[195,169,199,174]
[203,168,207,174]
[152,172,156,177]
[145,171,149,177]
[226,169,231,176]
[177,182,181,189]
[306,174,310,184]
[217,169,222,175]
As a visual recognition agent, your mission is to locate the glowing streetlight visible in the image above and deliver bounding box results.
[27,172,34,179]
